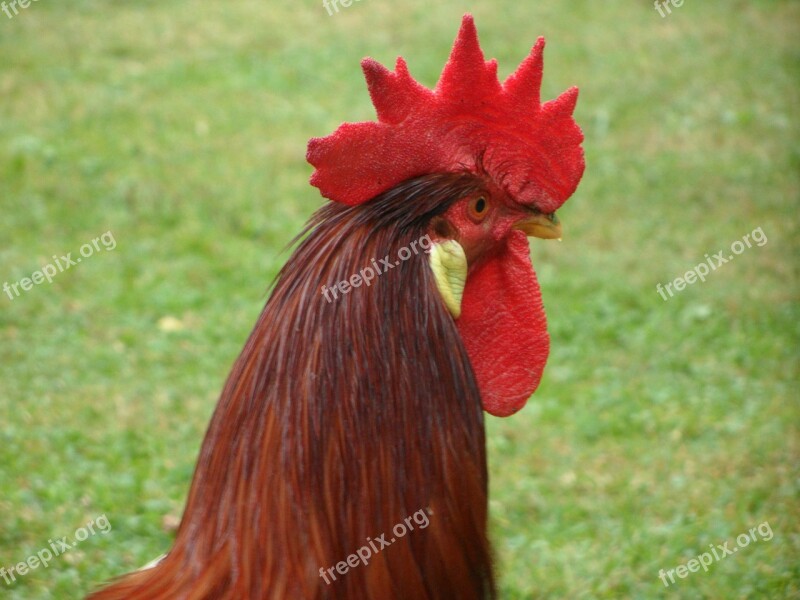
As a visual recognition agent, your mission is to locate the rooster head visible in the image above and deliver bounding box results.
[307,14,584,417]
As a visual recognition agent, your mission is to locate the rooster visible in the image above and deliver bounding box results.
[88,14,584,600]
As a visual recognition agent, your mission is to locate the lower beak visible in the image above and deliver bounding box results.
[514,212,562,240]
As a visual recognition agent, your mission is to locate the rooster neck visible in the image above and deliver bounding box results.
[89,174,497,600]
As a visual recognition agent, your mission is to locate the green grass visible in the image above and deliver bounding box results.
[1,0,798,598]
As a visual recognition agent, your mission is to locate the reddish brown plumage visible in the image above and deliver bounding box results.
[88,173,498,600]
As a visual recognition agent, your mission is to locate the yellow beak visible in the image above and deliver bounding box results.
[514,212,562,240]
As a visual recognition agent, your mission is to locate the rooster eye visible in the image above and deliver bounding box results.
[467,196,489,222]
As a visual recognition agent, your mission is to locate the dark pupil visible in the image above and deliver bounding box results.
[475,198,486,213]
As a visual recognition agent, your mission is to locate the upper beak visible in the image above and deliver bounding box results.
[514,211,562,240]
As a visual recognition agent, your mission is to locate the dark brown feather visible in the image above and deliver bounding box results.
[88,172,496,600]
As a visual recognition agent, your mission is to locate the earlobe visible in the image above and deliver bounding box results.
[429,216,457,239]
[428,240,467,319]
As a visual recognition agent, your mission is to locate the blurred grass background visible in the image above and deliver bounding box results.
[0,0,797,598]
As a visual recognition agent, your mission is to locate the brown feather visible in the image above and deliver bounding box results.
[88,172,496,599]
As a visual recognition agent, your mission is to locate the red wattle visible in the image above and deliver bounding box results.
[456,231,549,417]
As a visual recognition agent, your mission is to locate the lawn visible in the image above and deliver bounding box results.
[0,0,797,598]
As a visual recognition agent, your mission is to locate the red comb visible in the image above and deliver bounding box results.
[307,14,584,213]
